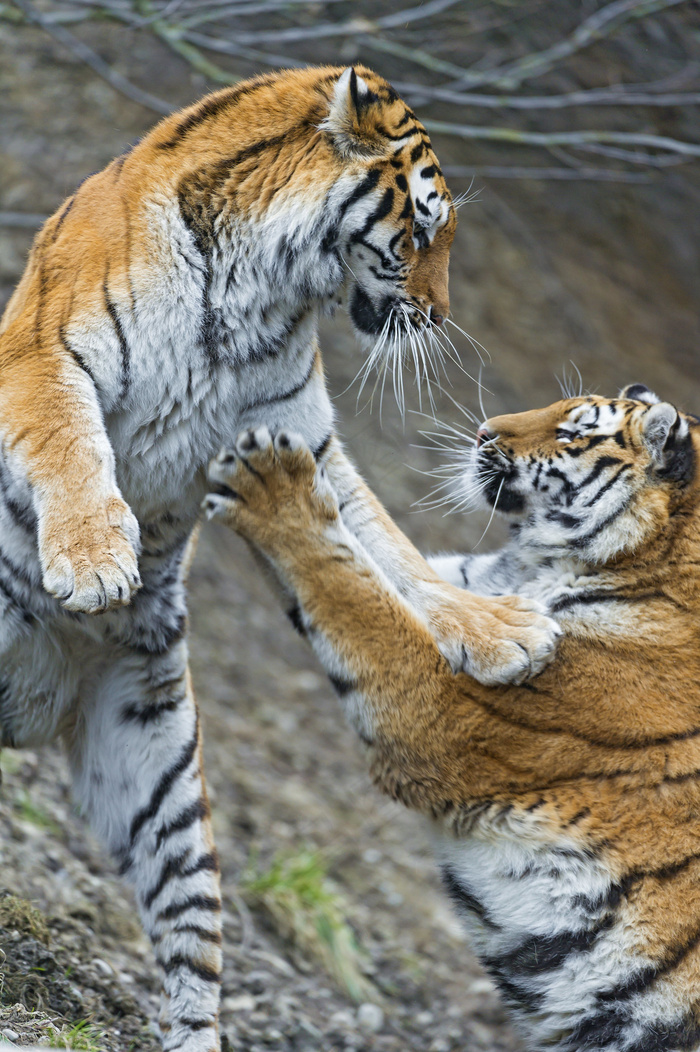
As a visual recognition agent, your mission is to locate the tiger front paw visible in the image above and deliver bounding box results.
[427,590,562,685]
[40,495,142,614]
[203,427,338,543]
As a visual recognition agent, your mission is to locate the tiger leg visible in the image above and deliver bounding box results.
[315,436,561,685]
[65,641,221,1052]
[204,430,464,753]
[0,324,141,614]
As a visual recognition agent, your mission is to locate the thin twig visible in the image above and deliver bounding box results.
[447,0,689,91]
[159,0,465,45]
[0,211,49,228]
[11,0,173,114]
[394,81,700,110]
[572,142,690,166]
[178,0,349,27]
[441,165,652,183]
[423,119,700,160]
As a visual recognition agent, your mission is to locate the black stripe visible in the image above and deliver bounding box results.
[144,851,218,911]
[239,352,317,416]
[569,498,631,550]
[126,611,188,657]
[129,727,199,847]
[52,196,75,241]
[550,590,634,613]
[286,603,306,636]
[155,798,209,852]
[336,169,381,226]
[158,952,220,983]
[349,186,395,246]
[546,510,581,529]
[144,850,191,910]
[378,122,420,142]
[635,1012,700,1052]
[59,326,96,385]
[577,455,622,491]
[121,692,184,725]
[203,131,291,184]
[486,919,613,983]
[157,76,275,149]
[582,463,631,508]
[441,866,500,930]
[173,924,222,944]
[471,690,700,750]
[179,1019,215,1032]
[0,561,36,622]
[313,432,333,461]
[103,276,130,401]
[328,674,356,696]
[576,921,700,1038]
[157,894,222,923]
[0,459,35,532]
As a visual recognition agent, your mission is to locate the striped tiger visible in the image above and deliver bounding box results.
[205,384,700,1052]
[0,66,560,1050]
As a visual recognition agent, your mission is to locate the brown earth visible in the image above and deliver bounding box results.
[1,4,699,1049]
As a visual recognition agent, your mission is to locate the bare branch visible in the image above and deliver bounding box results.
[423,119,700,160]
[0,211,48,228]
[359,35,472,79]
[393,81,700,110]
[167,0,465,45]
[11,0,173,114]
[442,165,652,183]
[447,0,689,91]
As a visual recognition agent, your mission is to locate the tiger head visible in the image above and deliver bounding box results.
[161,65,455,397]
[318,67,456,347]
[469,384,698,564]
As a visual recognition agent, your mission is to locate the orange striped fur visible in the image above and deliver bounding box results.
[207,387,700,1051]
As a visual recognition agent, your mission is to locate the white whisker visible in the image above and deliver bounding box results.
[472,476,505,549]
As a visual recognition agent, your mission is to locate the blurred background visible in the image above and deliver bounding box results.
[1,2,699,1049]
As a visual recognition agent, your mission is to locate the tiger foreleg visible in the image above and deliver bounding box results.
[203,429,465,765]
[65,642,221,1052]
[0,330,141,614]
[315,438,561,685]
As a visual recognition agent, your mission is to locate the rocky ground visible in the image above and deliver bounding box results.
[1,3,700,1050]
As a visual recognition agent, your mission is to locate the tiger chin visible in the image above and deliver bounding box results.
[206,384,700,1052]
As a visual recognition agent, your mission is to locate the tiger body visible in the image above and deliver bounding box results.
[206,387,700,1051]
[0,66,561,1050]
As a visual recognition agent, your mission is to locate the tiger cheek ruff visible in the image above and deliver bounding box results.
[0,65,561,1052]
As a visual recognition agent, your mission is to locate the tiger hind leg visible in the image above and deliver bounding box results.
[65,640,221,1052]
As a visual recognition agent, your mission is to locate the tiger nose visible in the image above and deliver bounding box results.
[476,427,492,447]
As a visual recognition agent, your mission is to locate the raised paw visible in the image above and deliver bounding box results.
[203,428,338,544]
[40,495,141,614]
[426,589,562,686]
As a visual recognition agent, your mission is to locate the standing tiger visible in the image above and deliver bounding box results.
[206,385,700,1052]
[0,66,559,1050]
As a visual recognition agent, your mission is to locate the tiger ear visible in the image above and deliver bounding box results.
[642,401,694,480]
[321,67,381,157]
[619,383,660,405]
